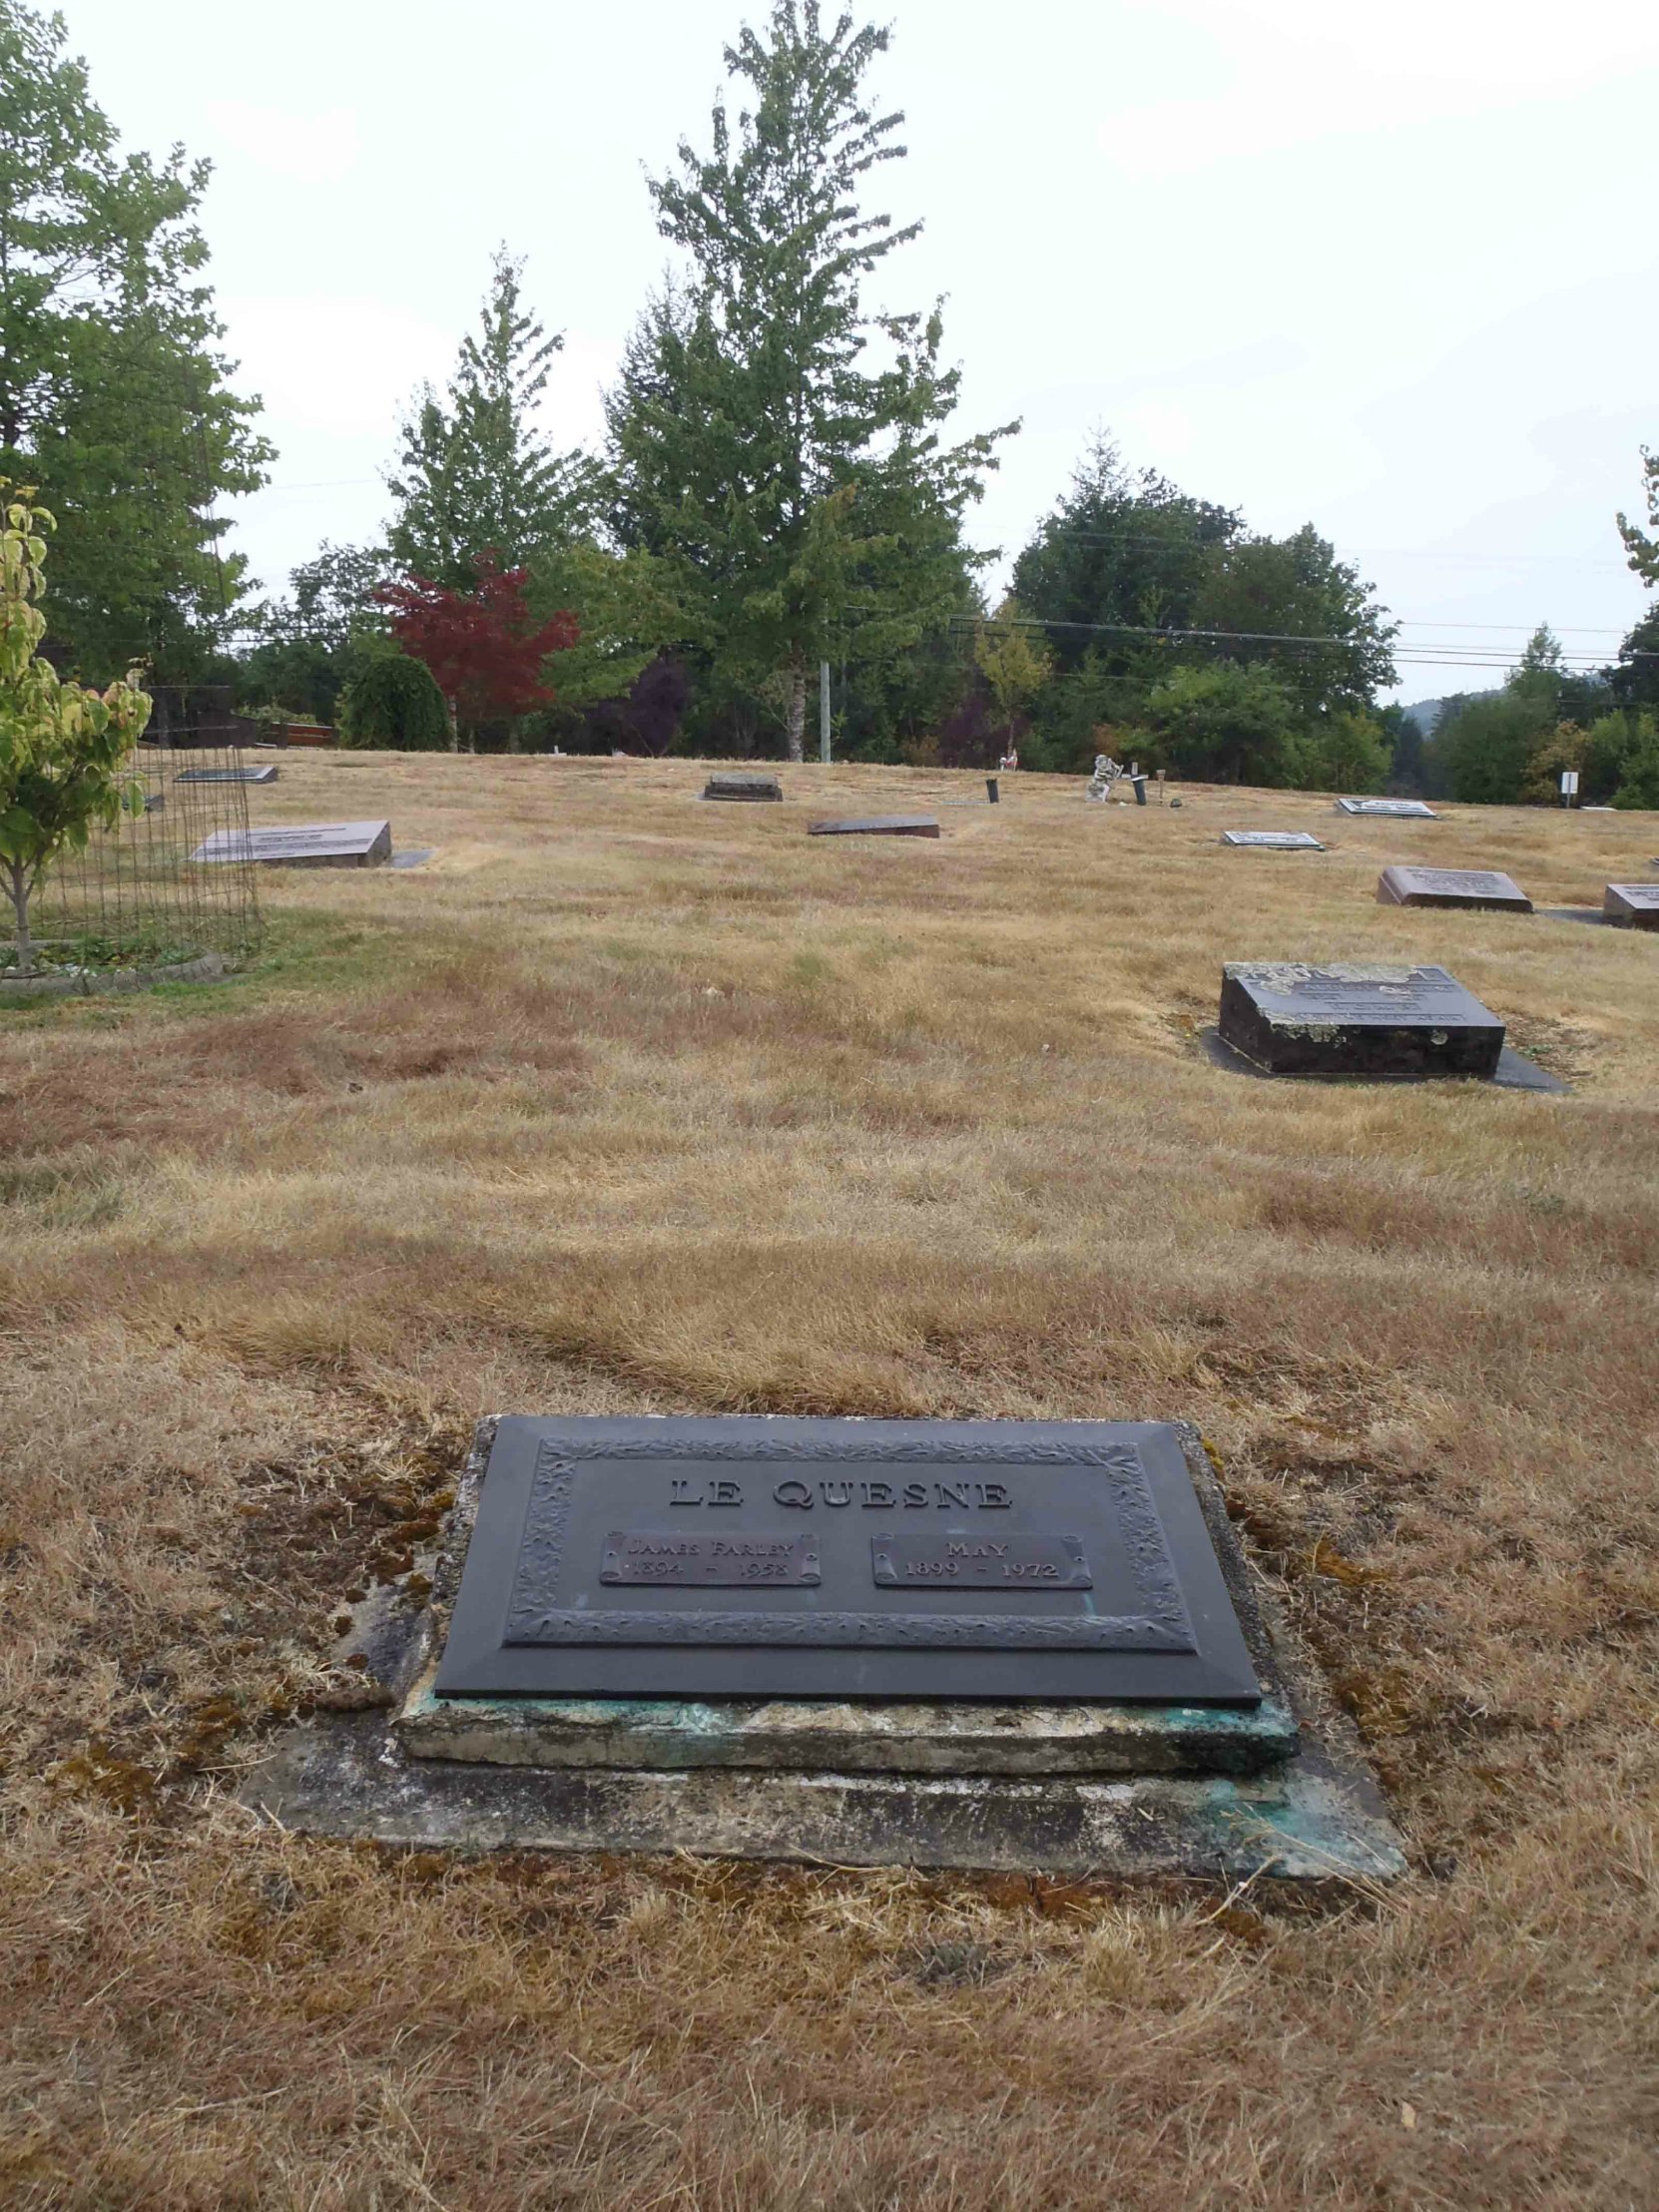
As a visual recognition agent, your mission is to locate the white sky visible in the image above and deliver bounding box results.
[54,0,1659,701]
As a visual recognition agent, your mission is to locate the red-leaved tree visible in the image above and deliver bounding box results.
[377,553,578,749]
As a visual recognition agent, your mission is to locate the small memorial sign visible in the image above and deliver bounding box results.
[1336,798,1439,819]
[1604,883,1659,931]
[808,814,941,838]
[1377,865,1531,912]
[704,773,783,802]
[192,820,391,868]
[1219,961,1504,1078]
[177,765,278,786]
[1222,830,1326,850]
[433,1416,1263,1703]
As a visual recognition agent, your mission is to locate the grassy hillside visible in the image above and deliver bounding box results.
[3,754,1655,2207]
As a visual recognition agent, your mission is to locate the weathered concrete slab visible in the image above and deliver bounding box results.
[193,820,391,867]
[1378,864,1531,912]
[1221,831,1326,850]
[1604,883,1659,930]
[1219,962,1504,1079]
[246,1713,1405,1881]
[809,815,941,838]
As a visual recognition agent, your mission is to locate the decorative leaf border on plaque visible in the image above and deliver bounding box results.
[503,1435,1196,1652]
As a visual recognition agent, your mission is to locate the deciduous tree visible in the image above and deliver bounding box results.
[0,0,272,678]
[0,483,151,973]
[377,556,577,749]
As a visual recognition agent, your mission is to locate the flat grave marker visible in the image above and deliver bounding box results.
[193,820,391,868]
[433,1416,1264,1705]
[1604,883,1659,930]
[1377,864,1532,913]
[177,764,278,786]
[704,772,783,802]
[1221,830,1326,850]
[809,814,941,838]
[1336,798,1439,819]
[1218,961,1505,1079]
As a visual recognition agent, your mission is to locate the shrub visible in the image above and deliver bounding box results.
[337,652,451,750]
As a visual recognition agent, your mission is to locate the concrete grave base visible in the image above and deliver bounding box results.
[242,1417,1405,1881]
[247,1712,1404,1881]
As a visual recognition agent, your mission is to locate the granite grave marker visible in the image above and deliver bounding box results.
[193,820,392,868]
[1221,831,1326,850]
[704,772,783,802]
[1604,883,1659,930]
[808,814,941,838]
[1218,961,1505,1078]
[1377,864,1531,912]
[177,764,278,786]
[1336,798,1439,819]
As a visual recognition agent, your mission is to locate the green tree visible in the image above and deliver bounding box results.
[336,650,450,750]
[1145,662,1298,785]
[387,250,594,588]
[973,597,1051,753]
[608,4,1011,760]
[0,484,152,973]
[1617,446,1658,588]
[239,542,390,719]
[1012,434,1240,679]
[1302,710,1390,794]
[0,1,273,679]
[1191,527,1396,726]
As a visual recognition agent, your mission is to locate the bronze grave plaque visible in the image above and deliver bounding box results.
[433,1417,1263,1703]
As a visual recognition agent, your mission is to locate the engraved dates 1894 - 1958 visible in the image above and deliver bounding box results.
[601,1532,822,1586]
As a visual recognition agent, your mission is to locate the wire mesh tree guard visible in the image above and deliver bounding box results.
[6,706,264,996]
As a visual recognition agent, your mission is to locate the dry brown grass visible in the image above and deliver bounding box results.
[2,752,1656,2208]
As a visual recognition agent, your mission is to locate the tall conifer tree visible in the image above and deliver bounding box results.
[608,3,1011,759]
[387,251,593,587]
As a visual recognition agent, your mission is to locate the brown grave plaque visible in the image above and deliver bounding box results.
[809,814,941,838]
[1378,864,1532,912]
[1604,884,1659,930]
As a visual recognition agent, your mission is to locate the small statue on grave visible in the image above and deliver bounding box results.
[1085,754,1123,804]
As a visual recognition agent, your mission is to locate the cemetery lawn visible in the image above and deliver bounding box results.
[4,752,1657,2209]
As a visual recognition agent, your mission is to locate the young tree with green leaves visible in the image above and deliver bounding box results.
[387,251,594,588]
[0,0,273,679]
[974,597,1051,754]
[608,3,1012,760]
[1145,662,1298,785]
[1,483,152,973]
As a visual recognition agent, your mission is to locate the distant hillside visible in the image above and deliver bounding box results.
[1400,691,1499,738]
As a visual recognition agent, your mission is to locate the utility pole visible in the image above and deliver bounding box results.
[820,660,831,764]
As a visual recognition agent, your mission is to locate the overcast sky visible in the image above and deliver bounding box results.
[55,0,1659,700]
